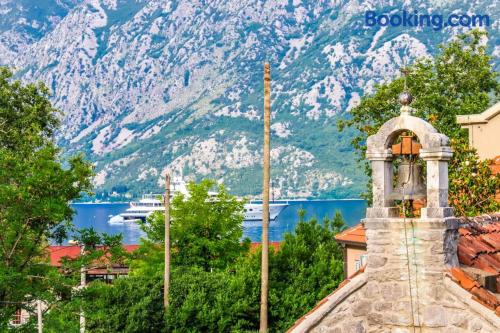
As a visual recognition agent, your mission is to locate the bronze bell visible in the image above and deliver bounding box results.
[389,160,427,201]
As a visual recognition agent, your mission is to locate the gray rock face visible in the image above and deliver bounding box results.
[1,0,497,196]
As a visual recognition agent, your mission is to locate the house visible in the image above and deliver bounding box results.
[334,224,366,278]
[49,244,139,283]
[288,96,500,332]
[457,101,500,160]
[9,244,139,327]
[457,101,500,201]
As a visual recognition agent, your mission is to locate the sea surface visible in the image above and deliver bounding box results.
[71,200,367,244]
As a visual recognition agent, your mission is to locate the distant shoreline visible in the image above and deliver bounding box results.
[72,198,366,204]
[72,202,130,205]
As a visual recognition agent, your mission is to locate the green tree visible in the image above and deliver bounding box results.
[338,30,500,214]
[43,272,165,333]
[165,266,259,332]
[0,67,93,328]
[84,274,165,333]
[162,211,347,332]
[448,140,500,216]
[138,179,250,271]
[34,229,132,333]
[53,209,347,332]
[269,210,345,331]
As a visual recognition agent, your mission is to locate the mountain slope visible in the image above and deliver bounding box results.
[1,0,498,198]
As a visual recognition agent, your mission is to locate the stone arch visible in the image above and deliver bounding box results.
[367,115,450,152]
[365,114,453,219]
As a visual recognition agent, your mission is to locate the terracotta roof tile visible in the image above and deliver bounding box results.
[459,228,471,236]
[458,214,500,274]
[249,242,281,252]
[458,250,474,266]
[48,245,139,267]
[335,224,366,245]
[448,267,479,290]
[481,233,500,249]
[448,267,500,315]
[473,256,500,274]
[490,156,500,175]
[470,286,499,309]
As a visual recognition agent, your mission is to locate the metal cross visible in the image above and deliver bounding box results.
[400,66,410,91]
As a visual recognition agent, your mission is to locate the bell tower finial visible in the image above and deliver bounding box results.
[399,65,414,115]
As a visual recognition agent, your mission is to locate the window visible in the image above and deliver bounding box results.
[11,309,22,325]
[355,254,367,271]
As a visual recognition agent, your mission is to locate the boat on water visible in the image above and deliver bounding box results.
[108,178,289,223]
[108,195,164,223]
[109,177,188,224]
[243,202,288,221]
[109,198,289,223]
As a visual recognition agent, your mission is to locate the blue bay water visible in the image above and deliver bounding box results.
[71,200,366,244]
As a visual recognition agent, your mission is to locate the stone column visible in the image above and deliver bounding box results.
[366,149,398,218]
[420,148,453,218]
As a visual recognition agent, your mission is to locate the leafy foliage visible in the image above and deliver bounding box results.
[268,210,345,331]
[448,139,500,216]
[169,210,346,332]
[0,67,93,328]
[45,180,348,332]
[138,179,250,271]
[84,274,165,333]
[337,30,500,214]
[59,228,129,285]
[165,266,259,332]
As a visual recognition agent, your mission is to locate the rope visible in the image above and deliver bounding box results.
[401,155,422,332]
[408,156,422,331]
[402,187,416,333]
[410,219,422,332]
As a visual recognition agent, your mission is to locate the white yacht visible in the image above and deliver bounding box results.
[243,202,289,221]
[108,178,289,223]
[108,177,189,224]
[108,195,164,223]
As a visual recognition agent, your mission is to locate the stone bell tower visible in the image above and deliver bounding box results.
[363,91,459,326]
[289,89,500,332]
[289,88,500,333]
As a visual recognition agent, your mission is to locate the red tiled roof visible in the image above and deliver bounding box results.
[457,213,500,274]
[447,267,500,315]
[249,242,281,252]
[490,156,500,175]
[287,213,500,331]
[334,224,366,245]
[48,245,139,267]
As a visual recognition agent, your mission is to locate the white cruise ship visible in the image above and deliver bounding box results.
[108,178,289,223]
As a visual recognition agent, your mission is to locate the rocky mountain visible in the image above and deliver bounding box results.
[1,0,498,199]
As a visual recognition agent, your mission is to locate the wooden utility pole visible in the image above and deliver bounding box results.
[260,62,271,332]
[37,300,43,333]
[79,244,86,333]
[164,173,171,309]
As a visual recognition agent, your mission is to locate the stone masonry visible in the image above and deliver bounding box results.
[289,102,500,332]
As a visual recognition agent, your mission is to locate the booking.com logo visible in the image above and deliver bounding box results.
[365,10,490,31]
